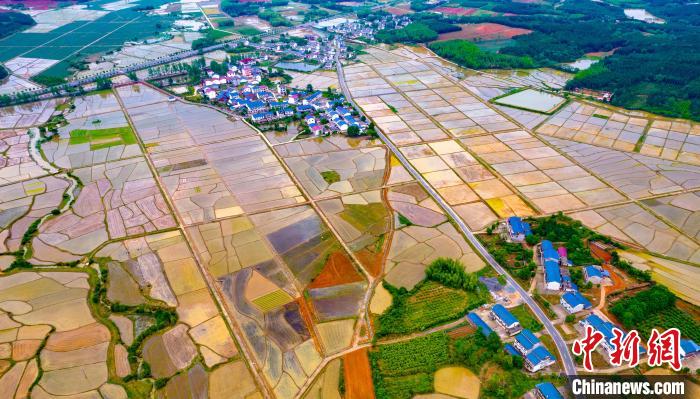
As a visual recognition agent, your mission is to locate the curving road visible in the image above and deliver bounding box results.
[335,56,577,376]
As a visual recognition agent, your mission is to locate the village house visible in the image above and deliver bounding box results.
[507,216,532,242]
[512,329,556,372]
[583,265,610,284]
[490,304,522,335]
[579,314,645,362]
[534,382,564,399]
[560,291,592,314]
[541,240,562,290]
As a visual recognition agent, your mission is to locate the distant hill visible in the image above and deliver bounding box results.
[0,11,35,40]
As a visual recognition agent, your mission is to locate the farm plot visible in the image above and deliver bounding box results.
[0,175,69,257]
[642,192,700,240]
[375,280,488,336]
[384,183,484,289]
[435,23,532,42]
[317,190,392,277]
[302,358,343,399]
[31,156,176,263]
[284,147,387,199]
[492,88,565,114]
[0,271,120,398]
[119,86,303,222]
[188,205,355,394]
[617,250,700,306]
[370,332,452,399]
[0,130,47,185]
[537,101,649,153]
[0,99,58,129]
[275,135,383,157]
[569,203,700,264]
[543,136,700,198]
[215,254,325,399]
[0,7,176,79]
[42,98,140,169]
[343,347,375,399]
[399,138,536,222]
[95,230,257,397]
[434,366,480,399]
[288,70,339,91]
[461,131,625,213]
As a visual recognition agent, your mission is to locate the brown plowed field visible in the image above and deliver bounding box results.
[437,23,532,41]
[434,7,478,16]
[308,251,364,289]
[343,347,375,399]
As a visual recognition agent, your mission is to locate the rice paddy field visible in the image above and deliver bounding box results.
[343,44,700,307]
[0,4,178,79]
[492,88,566,114]
[537,101,700,164]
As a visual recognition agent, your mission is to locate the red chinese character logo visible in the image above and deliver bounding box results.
[647,328,682,371]
[573,325,604,372]
[609,328,641,367]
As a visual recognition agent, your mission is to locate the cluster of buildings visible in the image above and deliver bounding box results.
[322,14,411,41]
[257,33,342,70]
[197,58,365,134]
[302,104,367,135]
[470,305,557,372]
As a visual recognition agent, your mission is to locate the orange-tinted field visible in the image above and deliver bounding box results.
[386,5,413,15]
[308,251,364,289]
[343,347,375,399]
[437,23,532,41]
[434,6,478,16]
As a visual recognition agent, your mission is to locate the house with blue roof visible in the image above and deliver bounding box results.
[560,291,592,314]
[544,259,561,291]
[584,265,610,284]
[251,111,275,123]
[580,314,646,361]
[507,216,532,242]
[504,343,521,357]
[525,345,556,372]
[535,382,563,399]
[512,329,556,371]
[514,329,541,354]
[681,339,700,359]
[562,275,578,292]
[245,100,266,112]
[490,304,522,335]
[467,312,494,337]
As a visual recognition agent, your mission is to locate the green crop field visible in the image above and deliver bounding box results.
[69,126,137,150]
[377,281,489,337]
[637,307,700,342]
[251,289,293,312]
[0,3,176,80]
[370,332,452,399]
[509,304,543,332]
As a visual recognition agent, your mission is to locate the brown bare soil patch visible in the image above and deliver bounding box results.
[386,5,413,15]
[308,251,363,289]
[447,324,476,339]
[296,297,323,353]
[437,23,532,41]
[356,249,384,277]
[343,347,375,399]
[434,7,478,16]
[602,264,625,294]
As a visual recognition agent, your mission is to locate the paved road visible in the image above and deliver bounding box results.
[336,57,578,376]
